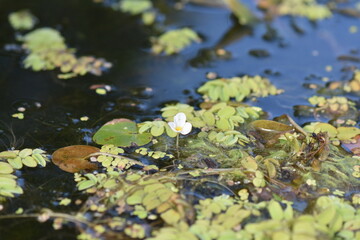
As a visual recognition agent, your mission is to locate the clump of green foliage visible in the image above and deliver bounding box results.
[308,96,355,115]
[8,9,37,30]
[115,0,156,25]
[197,76,283,102]
[150,195,360,240]
[160,102,261,146]
[119,0,152,14]
[19,28,112,79]
[0,148,49,200]
[275,0,332,20]
[294,96,359,122]
[2,5,360,240]
[304,122,360,142]
[151,28,201,55]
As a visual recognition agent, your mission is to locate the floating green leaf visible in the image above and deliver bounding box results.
[0,162,13,174]
[93,119,152,147]
[119,0,152,15]
[8,10,37,30]
[19,28,111,78]
[152,28,201,55]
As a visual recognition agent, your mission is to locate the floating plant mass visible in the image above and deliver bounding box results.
[1,1,360,240]
[20,28,112,79]
[6,11,112,79]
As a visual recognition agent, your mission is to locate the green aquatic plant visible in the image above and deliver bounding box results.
[308,96,355,114]
[135,147,174,160]
[259,0,332,20]
[93,119,152,147]
[8,10,37,30]
[115,0,156,25]
[294,96,359,123]
[150,194,360,240]
[151,28,201,55]
[0,148,49,200]
[119,0,152,15]
[18,27,112,79]
[278,0,332,20]
[197,76,283,102]
[304,122,360,143]
[160,102,262,147]
[139,120,178,138]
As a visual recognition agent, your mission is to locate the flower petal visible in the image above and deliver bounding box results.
[180,122,192,135]
[168,122,179,132]
[174,112,186,127]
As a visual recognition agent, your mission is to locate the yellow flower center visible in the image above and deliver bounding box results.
[175,126,182,131]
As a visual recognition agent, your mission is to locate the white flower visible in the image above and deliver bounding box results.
[168,112,192,135]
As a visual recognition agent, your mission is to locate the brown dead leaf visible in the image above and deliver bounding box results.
[52,145,99,173]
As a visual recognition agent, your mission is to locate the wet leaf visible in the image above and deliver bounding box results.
[217,106,236,118]
[32,153,47,167]
[337,127,360,141]
[250,120,294,143]
[268,200,284,220]
[22,156,37,167]
[52,145,99,173]
[7,157,23,169]
[313,123,337,138]
[0,151,18,159]
[93,119,152,147]
[127,190,146,205]
[19,148,33,158]
[0,162,14,174]
[77,180,97,191]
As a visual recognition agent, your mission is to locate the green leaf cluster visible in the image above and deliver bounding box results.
[161,102,261,147]
[8,10,37,30]
[95,154,138,170]
[139,120,177,138]
[162,103,261,129]
[0,148,48,199]
[115,0,156,25]
[20,28,111,78]
[151,195,360,240]
[119,0,152,15]
[308,96,355,115]
[100,144,124,155]
[197,76,282,102]
[304,122,360,141]
[277,0,332,20]
[136,147,174,159]
[75,168,126,192]
[151,28,201,55]
[206,130,249,146]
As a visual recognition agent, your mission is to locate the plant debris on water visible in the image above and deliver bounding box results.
[1,1,360,240]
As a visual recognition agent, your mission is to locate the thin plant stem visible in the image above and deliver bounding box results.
[176,133,180,158]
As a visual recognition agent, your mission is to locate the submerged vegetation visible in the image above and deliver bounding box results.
[1,0,360,240]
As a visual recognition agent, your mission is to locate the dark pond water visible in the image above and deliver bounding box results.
[0,0,359,239]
